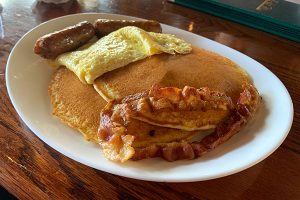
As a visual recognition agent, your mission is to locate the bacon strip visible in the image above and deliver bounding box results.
[125,84,233,131]
[98,83,260,162]
[132,83,261,161]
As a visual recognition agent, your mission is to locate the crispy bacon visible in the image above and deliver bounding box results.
[98,83,260,162]
[124,84,234,131]
[132,83,260,161]
[98,99,199,162]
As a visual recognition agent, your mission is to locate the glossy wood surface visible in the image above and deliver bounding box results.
[1,0,300,199]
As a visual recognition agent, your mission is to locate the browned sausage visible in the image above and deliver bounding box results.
[34,21,95,59]
[93,19,162,37]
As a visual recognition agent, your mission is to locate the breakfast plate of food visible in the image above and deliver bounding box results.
[6,13,293,182]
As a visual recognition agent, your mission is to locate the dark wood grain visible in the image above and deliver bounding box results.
[1,0,300,199]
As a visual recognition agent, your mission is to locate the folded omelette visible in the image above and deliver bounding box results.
[56,26,192,84]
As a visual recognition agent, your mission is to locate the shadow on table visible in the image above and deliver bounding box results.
[0,187,17,200]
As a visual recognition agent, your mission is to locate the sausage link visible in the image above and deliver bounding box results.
[34,21,95,59]
[94,19,162,37]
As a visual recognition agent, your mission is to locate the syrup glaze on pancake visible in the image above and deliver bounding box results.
[93,47,250,104]
[48,67,106,141]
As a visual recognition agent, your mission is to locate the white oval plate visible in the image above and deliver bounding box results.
[6,13,293,182]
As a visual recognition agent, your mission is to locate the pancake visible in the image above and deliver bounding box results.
[48,67,107,141]
[93,47,250,104]
[48,67,199,147]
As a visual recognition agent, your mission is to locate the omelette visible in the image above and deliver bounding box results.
[56,26,192,84]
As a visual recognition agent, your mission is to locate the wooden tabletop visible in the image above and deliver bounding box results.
[1,0,300,199]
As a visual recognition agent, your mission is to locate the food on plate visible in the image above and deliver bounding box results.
[99,107,200,162]
[34,19,162,59]
[117,84,233,131]
[34,19,261,162]
[48,67,106,141]
[99,84,260,162]
[133,83,260,161]
[34,21,95,59]
[93,47,249,103]
[98,85,235,162]
[56,26,192,84]
[94,19,162,37]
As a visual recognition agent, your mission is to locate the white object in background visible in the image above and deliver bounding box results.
[285,0,300,4]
